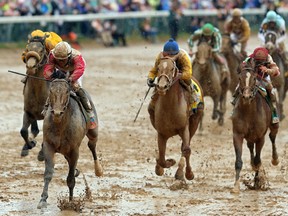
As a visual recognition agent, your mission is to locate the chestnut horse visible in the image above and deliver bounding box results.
[37,79,103,209]
[192,41,230,126]
[231,65,279,193]
[20,35,50,157]
[221,33,242,93]
[149,56,204,181]
[264,31,286,120]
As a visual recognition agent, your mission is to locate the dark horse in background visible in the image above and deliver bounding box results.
[264,30,286,121]
[221,33,243,93]
[148,56,204,181]
[192,40,230,126]
[231,65,279,193]
[20,34,50,157]
[37,79,103,209]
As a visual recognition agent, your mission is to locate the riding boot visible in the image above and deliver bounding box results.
[268,89,279,124]
[21,76,28,84]
[231,86,240,106]
[76,88,97,129]
[41,97,49,116]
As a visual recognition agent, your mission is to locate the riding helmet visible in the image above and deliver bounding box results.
[202,23,215,36]
[251,47,269,60]
[232,8,243,17]
[266,10,277,22]
[163,38,179,55]
[52,41,72,60]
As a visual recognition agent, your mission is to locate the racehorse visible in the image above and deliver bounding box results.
[20,34,50,157]
[221,33,242,93]
[149,56,204,181]
[264,30,286,120]
[37,79,103,209]
[231,65,279,193]
[192,40,230,126]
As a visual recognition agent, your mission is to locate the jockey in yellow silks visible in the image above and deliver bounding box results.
[21,29,62,63]
[147,38,203,120]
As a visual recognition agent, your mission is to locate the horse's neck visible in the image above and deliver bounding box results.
[158,81,187,110]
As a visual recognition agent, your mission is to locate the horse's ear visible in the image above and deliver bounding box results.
[27,34,32,43]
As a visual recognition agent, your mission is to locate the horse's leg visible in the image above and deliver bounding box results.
[252,138,265,172]
[37,142,55,209]
[175,125,194,181]
[269,123,279,166]
[86,129,103,177]
[218,89,228,126]
[247,142,255,167]
[155,134,175,176]
[31,120,39,138]
[20,112,35,157]
[66,150,79,201]
[211,96,220,120]
[231,133,244,193]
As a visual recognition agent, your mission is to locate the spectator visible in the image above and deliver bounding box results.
[168,0,183,40]
[111,19,127,46]
[140,18,158,43]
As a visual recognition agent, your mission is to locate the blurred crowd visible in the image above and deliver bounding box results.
[0,0,287,17]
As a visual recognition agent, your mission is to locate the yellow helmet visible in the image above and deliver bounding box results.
[30,29,46,38]
[232,8,242,17]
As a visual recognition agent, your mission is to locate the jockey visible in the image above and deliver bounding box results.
[42,41,97,129]
[258,10,288,66]
[231,47,280,123]
[187,23,229,81]
[224,8,251,57]
[147,38,196,122]
[21,29,62,63]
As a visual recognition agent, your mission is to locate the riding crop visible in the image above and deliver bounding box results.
[133,86,152,122]
[8,70,49,81]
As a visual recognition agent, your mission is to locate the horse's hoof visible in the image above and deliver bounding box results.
[75,169,80,177]
[21,144,29,157]
[37,200,47,209]
[218,118,224,126]
[271,158,279,166]
[185,171,194,180]
[175,169,185,181]
[37,149,45,161]
[30,140,37,148]
[155,164,164,176]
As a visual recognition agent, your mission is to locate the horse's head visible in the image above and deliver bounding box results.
[49,79,70,122]
[238,65,257,103]
[195,41,212,65]
[156,56,179,95]
[221,34,233,55]
[25,34,48,75]
[264,31,277,53]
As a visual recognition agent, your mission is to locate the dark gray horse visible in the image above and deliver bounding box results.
[20,35,50,157]
[264,31,286,121]
[37,79,103,209]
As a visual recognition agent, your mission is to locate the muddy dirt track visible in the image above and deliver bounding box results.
[0,35,288,216]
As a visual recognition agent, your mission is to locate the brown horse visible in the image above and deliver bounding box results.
[20,35,50,157]
[264,31,286,120]
[192,40,230,126]
[221,33,242,93]
[231,65,279,193]
[149,56,204,181]
[37,79,103,209]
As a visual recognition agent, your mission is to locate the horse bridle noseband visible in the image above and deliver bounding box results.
[157,57,181,90]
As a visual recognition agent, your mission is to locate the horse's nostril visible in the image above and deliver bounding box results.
[60,111,64,115]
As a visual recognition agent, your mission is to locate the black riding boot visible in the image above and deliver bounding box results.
[76,88,97,129]
[268,89,279,124]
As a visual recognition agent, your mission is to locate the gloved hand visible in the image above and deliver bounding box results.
[147,78,155,87]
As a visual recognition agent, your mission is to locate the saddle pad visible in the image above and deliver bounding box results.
[191,79,204,112]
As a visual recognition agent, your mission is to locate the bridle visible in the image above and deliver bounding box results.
[156,57,181,93]
[27,38,48,68]
[50,79,70,114]
[239,67,258,99]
